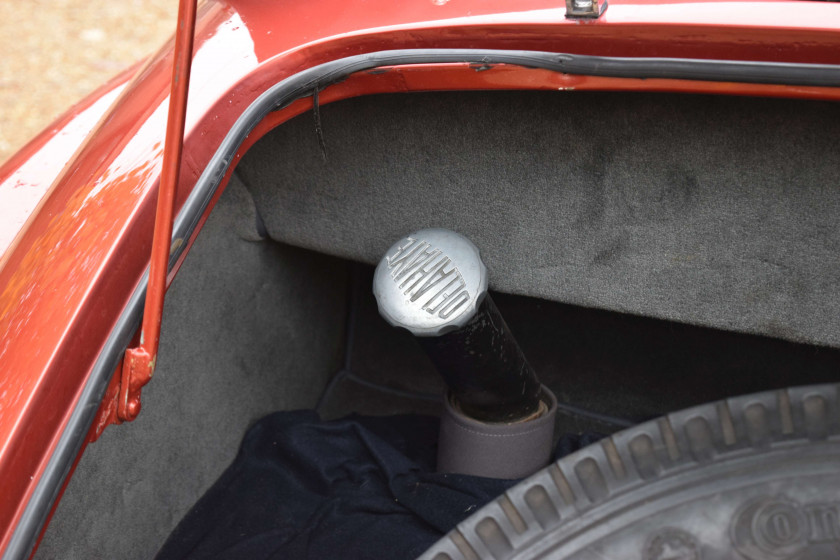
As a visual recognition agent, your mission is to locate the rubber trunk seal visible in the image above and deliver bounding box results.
[6,48,840,560]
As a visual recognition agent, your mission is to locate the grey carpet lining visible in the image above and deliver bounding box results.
[37,90,840,559]
[35,177,348,560]
[237,91,840,349]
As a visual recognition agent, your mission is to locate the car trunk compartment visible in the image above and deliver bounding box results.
[36,90,840,559]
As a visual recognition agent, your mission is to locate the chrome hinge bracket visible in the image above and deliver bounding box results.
[565,0,608,19]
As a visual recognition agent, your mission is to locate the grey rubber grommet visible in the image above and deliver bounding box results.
[437,386,558,480]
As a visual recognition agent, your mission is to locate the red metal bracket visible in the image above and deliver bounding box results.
[117,0,198,422]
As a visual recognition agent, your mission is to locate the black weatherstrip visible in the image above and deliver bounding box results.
[553,53,840,87]
[6,48,840,560]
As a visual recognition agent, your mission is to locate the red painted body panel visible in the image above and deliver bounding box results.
[1,0,840,554]
[0,69,135,258]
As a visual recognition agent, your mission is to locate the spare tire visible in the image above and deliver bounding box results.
[419,384,840,560]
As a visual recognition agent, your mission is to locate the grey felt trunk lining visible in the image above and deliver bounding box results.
[36,178,348,560]
[37,91,840,559]
[237,90,840,349]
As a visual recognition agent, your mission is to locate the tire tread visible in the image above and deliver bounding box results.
[417,383,840,560]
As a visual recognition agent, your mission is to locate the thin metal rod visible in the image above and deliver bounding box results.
[118,0,197,422]
[140,0,197,357]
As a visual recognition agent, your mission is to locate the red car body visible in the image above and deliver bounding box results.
[1,0,839,556]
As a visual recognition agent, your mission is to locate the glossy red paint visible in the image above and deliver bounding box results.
[0,67,137,258]
[118,0,198,423]
[1,0,840,554]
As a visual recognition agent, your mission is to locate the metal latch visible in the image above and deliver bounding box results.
[565,0,607,19]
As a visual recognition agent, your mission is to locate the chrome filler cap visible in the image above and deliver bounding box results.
[374,228,488,337]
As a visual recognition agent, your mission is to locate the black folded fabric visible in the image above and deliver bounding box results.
[157,411,600,560]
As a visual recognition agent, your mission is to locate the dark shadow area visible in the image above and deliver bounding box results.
[322,264,840,435]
